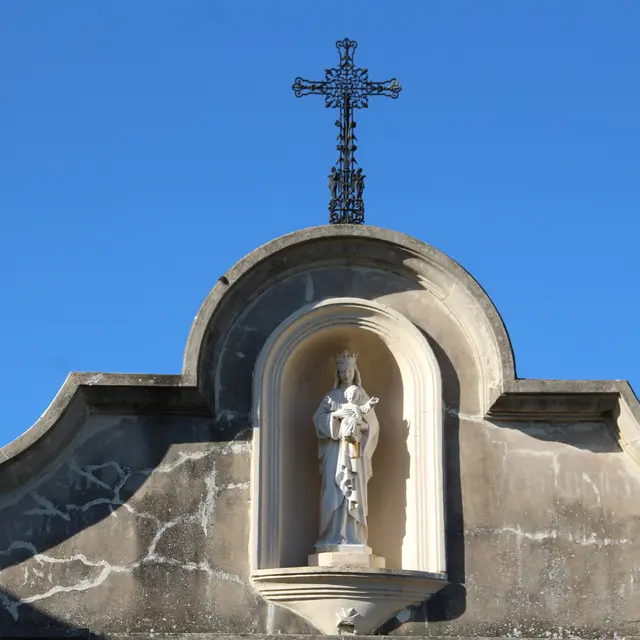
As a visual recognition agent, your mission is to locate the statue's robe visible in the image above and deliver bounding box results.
[313,386,379,547]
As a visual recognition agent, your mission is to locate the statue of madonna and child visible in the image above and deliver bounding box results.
[311,350,384,566]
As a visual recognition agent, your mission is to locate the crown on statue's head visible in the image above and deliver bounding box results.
[334,350,358,366]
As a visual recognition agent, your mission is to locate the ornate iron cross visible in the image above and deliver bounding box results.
[293,38,401,224]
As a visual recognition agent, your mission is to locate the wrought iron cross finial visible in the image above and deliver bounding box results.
[293,38,401,224]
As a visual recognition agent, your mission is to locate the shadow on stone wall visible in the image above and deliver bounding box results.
[378,334,466,632]
[0,413,254,634]
[0,585,96,638]
[493,420,621,454]
[0,414,228,567]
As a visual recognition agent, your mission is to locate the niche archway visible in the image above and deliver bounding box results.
[251,297,445,576]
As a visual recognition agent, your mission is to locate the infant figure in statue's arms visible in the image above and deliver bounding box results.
[336,385,379,456]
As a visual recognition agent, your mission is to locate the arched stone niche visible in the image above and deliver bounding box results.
[251,297,447,634]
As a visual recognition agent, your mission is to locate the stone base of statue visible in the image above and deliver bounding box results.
[308,544,386,569]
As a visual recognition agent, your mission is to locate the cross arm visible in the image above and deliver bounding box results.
[366,78,402,100]
[292,77,330,98]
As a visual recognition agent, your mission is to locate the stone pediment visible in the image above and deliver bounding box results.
[1,225,640,637]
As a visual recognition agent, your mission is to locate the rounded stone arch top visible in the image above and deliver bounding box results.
[182,224,516,413]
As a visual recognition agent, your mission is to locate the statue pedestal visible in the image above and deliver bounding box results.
[252,566,448,635]
[309,544,386,569]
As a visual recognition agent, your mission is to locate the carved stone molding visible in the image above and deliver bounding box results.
[252,567,447,635]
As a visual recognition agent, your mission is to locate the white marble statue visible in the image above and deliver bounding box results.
[313,352,380,549]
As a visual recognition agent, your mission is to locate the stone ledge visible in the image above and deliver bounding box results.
[252,567,448,635]
[487,378,640,467]
[487,390,620,421]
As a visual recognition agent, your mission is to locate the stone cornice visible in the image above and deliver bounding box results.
[488,378,640,466]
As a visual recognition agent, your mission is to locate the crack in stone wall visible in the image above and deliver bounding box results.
[2,406,640,637]
[0,414,259,634]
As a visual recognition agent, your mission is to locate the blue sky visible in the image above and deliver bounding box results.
[1,1,639,446]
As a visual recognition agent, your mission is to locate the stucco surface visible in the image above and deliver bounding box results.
[1,225,639,638]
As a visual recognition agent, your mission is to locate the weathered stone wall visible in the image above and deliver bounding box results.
[2,410,639,637]
[1,227,639,638]
[0,413,266,635]
[419,416,640,638]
